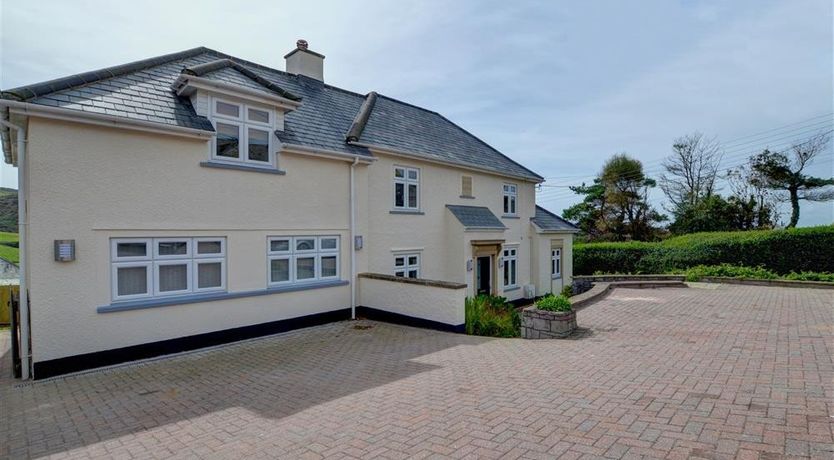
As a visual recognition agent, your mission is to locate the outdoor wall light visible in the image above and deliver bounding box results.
[54,240,76,262]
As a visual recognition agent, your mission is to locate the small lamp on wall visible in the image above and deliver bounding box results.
[54,240,76,262]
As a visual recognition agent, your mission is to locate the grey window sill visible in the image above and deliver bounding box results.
[552,275,562,280]
[390,210,425,215]
[503,286,521,292]
[501,215,520,219]
[98,280,348,313]
[459,195,476,200]
[200,161,286,175]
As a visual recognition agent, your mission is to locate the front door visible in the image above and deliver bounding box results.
[476,256,491,295]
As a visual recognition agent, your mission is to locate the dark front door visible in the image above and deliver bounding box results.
[476,256,491,295]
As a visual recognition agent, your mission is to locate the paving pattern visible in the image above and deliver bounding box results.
[1,284,832,459]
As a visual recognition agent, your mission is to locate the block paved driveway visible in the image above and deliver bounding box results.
[1,284,833,459]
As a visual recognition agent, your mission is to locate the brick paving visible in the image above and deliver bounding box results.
[1,284,832,459]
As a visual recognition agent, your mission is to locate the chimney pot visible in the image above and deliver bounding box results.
[296,39,308,50]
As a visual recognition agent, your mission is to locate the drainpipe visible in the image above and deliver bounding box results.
[349,157,359,319]
[1,118,29,380]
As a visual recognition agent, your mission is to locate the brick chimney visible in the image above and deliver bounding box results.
[284,39,324,81]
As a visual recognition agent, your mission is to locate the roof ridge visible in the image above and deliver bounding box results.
[1,46,211,100]
[181,58,301,101]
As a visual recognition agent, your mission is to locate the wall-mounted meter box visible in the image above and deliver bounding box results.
[54,240,76,262]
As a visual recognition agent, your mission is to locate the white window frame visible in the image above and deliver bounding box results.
[551,248,562,279]
[394,253,421,278]
[503,183,518,216]
[111,237,226,302]
[210,97,276,168]
[393,166,420,210]
[267,236,340,287]
[502,246,518,288]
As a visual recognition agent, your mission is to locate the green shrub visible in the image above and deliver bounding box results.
[682,264,778,282]
[536,294,572,312]
[575,226,834,275]
[465,295,520,337]
[783,271,834,282]
[560,285,573,297]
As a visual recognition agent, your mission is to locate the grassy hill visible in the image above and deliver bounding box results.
[0,231,18,264]
[0,188,17,233]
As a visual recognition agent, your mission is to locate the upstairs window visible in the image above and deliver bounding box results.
[394,253,421,278]
[211,98,274,166]
[503,184,517,215]
[461,175,473,197]
[394,166,420,210]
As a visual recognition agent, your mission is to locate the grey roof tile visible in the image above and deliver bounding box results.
[2,47,542,176]
[532,205,580,232]
[446,205,506,230]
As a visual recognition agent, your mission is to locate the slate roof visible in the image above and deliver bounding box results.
[532,205,580,232]
[1,47,542,179]
[446,205,506,230]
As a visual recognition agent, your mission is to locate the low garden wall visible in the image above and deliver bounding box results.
[357,273,466,331]
[521,307,576,339]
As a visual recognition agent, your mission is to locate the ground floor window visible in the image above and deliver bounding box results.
[394,253,420,278]
[502,246,518,288]
[551,248,562,278]
[111,237,226,301]
[268,236,340,286]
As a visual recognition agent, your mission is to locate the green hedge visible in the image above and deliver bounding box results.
[574,226,834,275]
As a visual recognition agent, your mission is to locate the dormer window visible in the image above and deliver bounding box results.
[210,98,275,167]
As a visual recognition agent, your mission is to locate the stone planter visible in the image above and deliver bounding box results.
[521,307,577,339]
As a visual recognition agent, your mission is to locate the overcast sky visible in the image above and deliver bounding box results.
[1,0,832,225]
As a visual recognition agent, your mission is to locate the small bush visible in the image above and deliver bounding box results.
[536,294,572,312]
[560,285,573,297]
[680,264,834,283]
[465,295,520,337]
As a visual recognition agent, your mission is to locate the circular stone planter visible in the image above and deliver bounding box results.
[521,307,577,339]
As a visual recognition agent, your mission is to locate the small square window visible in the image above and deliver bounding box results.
[321,256,338,278]
[116,242,147,259]
[395,257,405,267]
[270,258,290,283]
[394,168,405,178]
[407,170,418,180]
[216,101,240,118]
[197,240,223,256]
[296,257,316,280]
[158,241,188,257]
[320,237,338,250]
[157,263,190,293]
[295,238,316,252]
[116,265,149,297]
[247,108,270,124]
[197,261,223,289]
[270,239,290,253]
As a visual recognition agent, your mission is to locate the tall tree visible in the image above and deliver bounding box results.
[599,153,666,241]
[749,131,834,227]
[660,132,722,212]
[562,179,605,239]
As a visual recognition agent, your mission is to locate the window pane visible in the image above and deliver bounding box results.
[503,195,509,213]
[247,107,269,123]
[117,242,146,258]
[321,238,338,250]
[395,183,405,207]
[270,258,289,283]
[408,184,417,208]
[408,270,418,279]
[248,128,270,162]
[216,101,240,118]
[296,238,315,251]
[511,261,517,284]
[394,168,405,178]
[510,198,516,214]
[117,266,147,296]
[504,265,509,285]
[158,241,188,256]
[408,256,418,266]
[197,241,222,254]
[321,256,337,277]
[159,264,188,292]
[395,257,405,267]
[197,262,222,289]
[270,239,290,252]
[216,122,240,159]
[395,270,405,277]
[407,169,418,180]
[296,257,315,280]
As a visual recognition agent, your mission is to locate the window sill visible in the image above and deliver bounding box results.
[200,161,286,175]
[503,286,521,292]
[501,215,520,219]
[459,195,476,200]
[98,280,348,314]
[390,210,425,215]
[552,275,562,280]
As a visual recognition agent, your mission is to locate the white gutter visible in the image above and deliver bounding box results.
[349,157,359,319]
[1,100,213,141]
[0,118,30,380]
[348,140,543,183]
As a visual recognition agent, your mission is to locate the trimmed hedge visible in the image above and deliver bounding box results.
[575,225,834,275]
